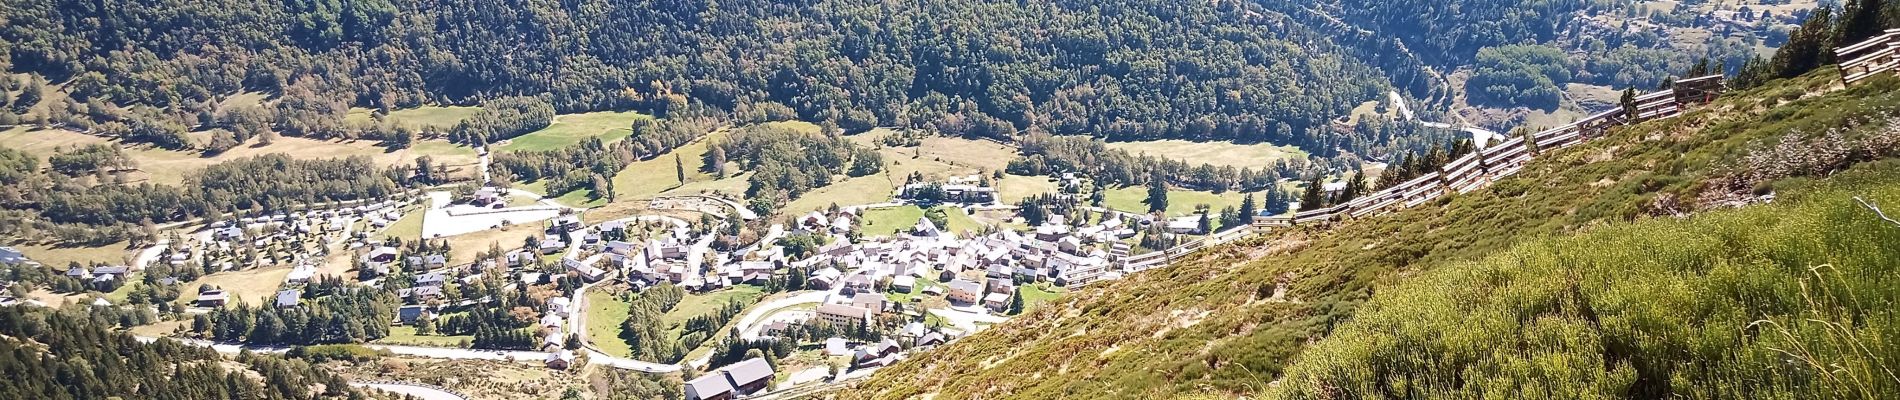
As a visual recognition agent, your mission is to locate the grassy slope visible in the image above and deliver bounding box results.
[1271,160,1900,399]
[841,72,1900,399]
[586,288,636,357]
[385,106,481,130]
[669,285,765,361]
[377,204,426,241]
[8,241,132,268]
[376,325,472,347]
[498,111,650,152]
[1104,139,1308,170]
[1102,185,1257,216]
[859,206,926,237]
[605,131,722,201]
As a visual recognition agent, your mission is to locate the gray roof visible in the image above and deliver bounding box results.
[723,357,774,387]
[275,289,301,307]
[684,373,735,400]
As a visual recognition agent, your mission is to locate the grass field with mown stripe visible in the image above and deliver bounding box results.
[1104,139,1308,170]
[500,111,651,152]
[1101,185,1258,216]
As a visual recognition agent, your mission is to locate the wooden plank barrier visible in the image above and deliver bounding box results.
[1838,29,1900,86]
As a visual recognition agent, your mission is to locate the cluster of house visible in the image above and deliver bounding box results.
[357,244,541,306]
[193,201,410,281]
[538,296,577,369]
[813,213,1119,291]
[221,199,410,247]
[559,218,708,286]
[819,322,951,370]
[62,265,132,290]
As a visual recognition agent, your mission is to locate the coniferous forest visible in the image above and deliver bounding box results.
[0,305,376,400]
[4,0,1403,145]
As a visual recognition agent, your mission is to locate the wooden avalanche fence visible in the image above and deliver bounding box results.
[1838,29,1900,86]
[1252,75,1728,227]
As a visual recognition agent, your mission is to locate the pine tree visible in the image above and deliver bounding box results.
[1007,288,1025,315]
[1299,175,1324,211]
[1618,88,1639,123]
[1146,175,1170,213]
[1239,192,1258,221]
[1772,8,1835,79]
[707,145,729,178]
[11,78,41,114]
[1218,205,1240,230]
[1836,0,1888,46]
[674,153,686,183]
[1265,188,1291,215]
[1336,170,1366,204]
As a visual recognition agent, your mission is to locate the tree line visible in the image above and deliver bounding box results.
[1007,133,1313,193]
[717,126,884,211]
[446,97,554,145]
[0,0,1407,153]
[192,283,400,346]
[0,305,379,400]
[1,147,417,245]
[1734,0,1900,89]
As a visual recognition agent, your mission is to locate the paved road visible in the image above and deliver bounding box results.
[558,215,698,374]
[680,224,719,288]
[351,382,467,400]
[131,239,168,269]
[927,308,1008,333]
[735,291,831,340]
[139,336,557,361]
[1389,90,1505,148]
[678,194,759,220]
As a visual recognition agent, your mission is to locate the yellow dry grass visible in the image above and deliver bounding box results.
[182,266,294,307]
[1104,139,1307,170]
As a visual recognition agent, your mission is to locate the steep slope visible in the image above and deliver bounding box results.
[1271,159,1900,399]
[839,72,1900,399]
[3,0,1394,146]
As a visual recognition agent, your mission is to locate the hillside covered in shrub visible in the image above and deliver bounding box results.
[839,71,1900,399]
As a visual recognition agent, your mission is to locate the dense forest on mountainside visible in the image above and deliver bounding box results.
[840,70,1900,399]
[2,0,1398,146]
[1268,0,1857,109]
[0,305,377,400]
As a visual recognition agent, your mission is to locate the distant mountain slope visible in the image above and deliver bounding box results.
[838,72,1900,399]
[3,0,1396,148]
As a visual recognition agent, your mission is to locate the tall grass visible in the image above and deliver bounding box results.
[1271,164,1900,399]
